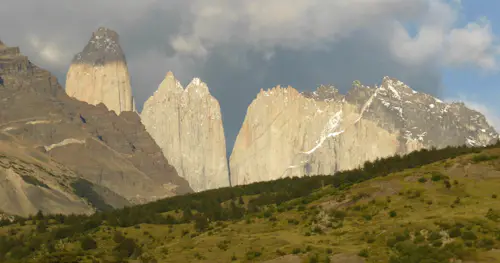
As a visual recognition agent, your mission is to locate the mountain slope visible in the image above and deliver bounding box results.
[230,78,498,186]
[0,40,192,216]
[1,144,499,262]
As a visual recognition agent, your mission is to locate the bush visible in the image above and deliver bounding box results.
[448,228,462,238]
[358,248,369,258]
[476,238,495,250]
[114,238,141,258]
[431,172,444,182]
[389,211,397,218]
[245,250,262,260]
[113,231,125,243]
[461,231,477,241]
[471,154,498,163]
[418,177,427,183]
[432,240,443,247]
[80,236,97,250]
[486,209,500,222]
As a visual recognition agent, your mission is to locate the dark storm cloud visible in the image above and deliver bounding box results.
[1,0,498,151]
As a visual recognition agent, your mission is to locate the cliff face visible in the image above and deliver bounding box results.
[0,41,192,216]
[141,72,229,192]
[229,78,499,186]
[65,27,135,114]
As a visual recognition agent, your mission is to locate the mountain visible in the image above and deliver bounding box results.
[230,78,499,186]
[141,72,229,192]
[0,41,192,216]
[1,143,500,262]
[65,27,136,114]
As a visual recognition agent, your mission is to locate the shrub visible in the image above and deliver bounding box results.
[80,236,97,250]
[389,211,397,218]
[476,238,495,250]
[461,231,477,241]
[448,228,462,238]
[471,154,498,163]
[358,248,369,258]
[114,238,141,258]
[486,209,500,222]
[431,172,444,181]
[113,231,125,243]
[432,240,443,247]
[418,177,427,183]
[245,250,262,260]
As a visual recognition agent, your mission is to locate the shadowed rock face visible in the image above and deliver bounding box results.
[230,78,499,186]
[66,27,136,114]
[141,72,229,192]
[0,42,192,216]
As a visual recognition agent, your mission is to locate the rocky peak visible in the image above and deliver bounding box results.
[66,27,134,114]
[257,85,301,100]
[0,43,60,95]
[153,71,184,96]
[141,72,229,192]
[230,77,498,186]
[185,77,210,97]
[302,85,343,101]
[72,27,124,65]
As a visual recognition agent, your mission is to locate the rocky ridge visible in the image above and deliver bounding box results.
[141,72,229,192]
[0,41,192,216]
[229,78,498,185]
[65,27,136,114]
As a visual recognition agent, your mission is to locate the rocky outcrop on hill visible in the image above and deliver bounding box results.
[141,72,229,192]
[65,27,135,114]
[0,41,192,216]
[229,78,499,185]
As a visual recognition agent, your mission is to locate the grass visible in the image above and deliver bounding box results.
[2,147,500,262]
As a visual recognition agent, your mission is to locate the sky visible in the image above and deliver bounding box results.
[1,0,499,152]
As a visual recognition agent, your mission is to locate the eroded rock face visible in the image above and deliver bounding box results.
[0,41,192,216]
[141,72,229,192]
[65,27,135,114]
[229,78,499,186]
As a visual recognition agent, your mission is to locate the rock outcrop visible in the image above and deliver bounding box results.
[230,78,499,185]
[0,41,192,216]
[65,27,135,114]
[141,72,229,192]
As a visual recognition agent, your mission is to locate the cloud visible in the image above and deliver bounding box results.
[0,0,499,150]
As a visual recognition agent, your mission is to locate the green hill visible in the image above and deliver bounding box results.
[1,143,500,263]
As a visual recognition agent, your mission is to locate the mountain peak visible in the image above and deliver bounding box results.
[72,27,125,65]
[186,77,210,96]
[302,85,342,101]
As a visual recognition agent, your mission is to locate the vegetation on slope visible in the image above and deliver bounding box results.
[1,142,500,262]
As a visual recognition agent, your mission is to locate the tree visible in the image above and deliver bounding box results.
[194,214,209,232]
[35,210,44,220]
[36,220,47,233]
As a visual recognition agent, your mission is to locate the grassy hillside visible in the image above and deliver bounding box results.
[1,143,500,263]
